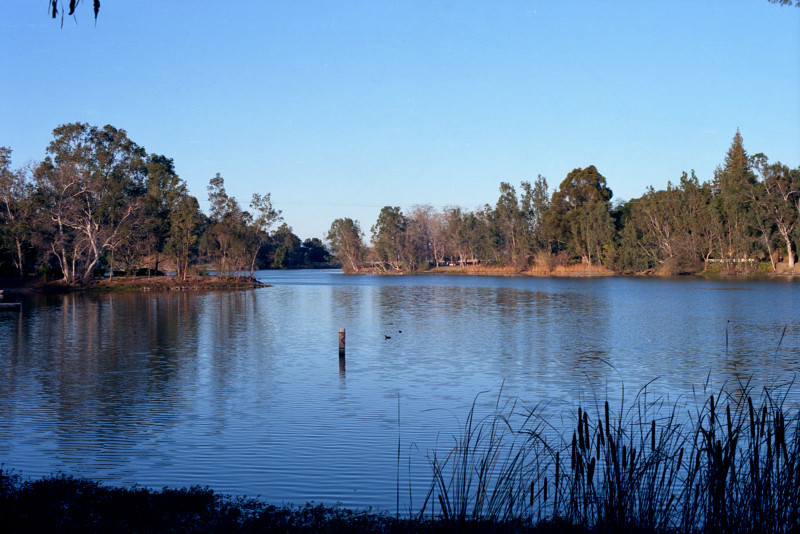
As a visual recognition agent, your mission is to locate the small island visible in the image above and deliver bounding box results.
[84,274,271,292]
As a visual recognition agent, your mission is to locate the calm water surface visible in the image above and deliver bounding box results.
[0,270,798,511]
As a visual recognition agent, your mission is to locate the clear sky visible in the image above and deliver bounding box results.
[2,1,799,241]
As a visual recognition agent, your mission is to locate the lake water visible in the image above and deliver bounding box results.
[1,270,798,512]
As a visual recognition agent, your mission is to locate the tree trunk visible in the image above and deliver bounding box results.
[14,237,23,279]
[764,235,775,270]
[250,250,258,277]
[783,232,795,269]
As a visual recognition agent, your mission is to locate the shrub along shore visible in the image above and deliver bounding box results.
[3,380,799,533]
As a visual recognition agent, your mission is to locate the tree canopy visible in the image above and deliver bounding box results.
[323,132,799,276]
[2,125,798,280]
[0,122,327,281]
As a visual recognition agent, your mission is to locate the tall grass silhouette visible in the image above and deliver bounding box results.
[418,378,800,533]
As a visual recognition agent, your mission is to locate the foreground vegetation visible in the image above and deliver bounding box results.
[421,379,800,533]
[3,379,799,533]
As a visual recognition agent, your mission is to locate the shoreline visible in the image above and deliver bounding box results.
[3,378,798,533]
[2,263,798,294]
[0,274,270,295]
[356,262,800,279]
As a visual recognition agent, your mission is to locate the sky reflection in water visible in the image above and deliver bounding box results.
[0,271,798,510]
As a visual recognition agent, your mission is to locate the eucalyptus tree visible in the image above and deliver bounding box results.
[207,173,238,273]
[270,223,302,269]
[520,175,550,250]
[327,217,364,272]
[442,207,467,265]
[441,207,496,266]
[247,192,282,275]
[408,205,443,267]
[618,187,674,270]
[206,173,250,275]
[747,155,779,268]
[617,171,727,272]
[546,165,614,265]
[166,192,204,280]
[494,182,527,268]
[615,200,654,272]
[469,208,498,265]
[752,157,799,268]
[443,207,487,266]
[34,123,147,283]
[491,178,551,269]
[641,185,683,264]
[141,154,187,272]
[677,171,723,265]
[0,148,35,278]
[370,206,408,271]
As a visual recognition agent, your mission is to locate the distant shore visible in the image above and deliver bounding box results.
[2,262,798,295]
[358,261,800,279]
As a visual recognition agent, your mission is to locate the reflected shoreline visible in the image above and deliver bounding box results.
[1,270,797,511]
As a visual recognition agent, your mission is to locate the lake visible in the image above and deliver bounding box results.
[0,270,798,512]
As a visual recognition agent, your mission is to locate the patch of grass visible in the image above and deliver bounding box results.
[700,262,725,276]
[756,262,774,272]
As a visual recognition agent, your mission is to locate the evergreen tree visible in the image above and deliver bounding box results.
[713,130,758,260]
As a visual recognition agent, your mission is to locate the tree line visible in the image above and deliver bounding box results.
[327,130,800,275]
[0,122,329,282]
[2,125,798,282]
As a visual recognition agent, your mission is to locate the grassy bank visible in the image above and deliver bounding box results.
[85,274,270,292]
[414,264,614,278]
[378,263,799,279]
[0,274,270,294]
[3,380,799,533]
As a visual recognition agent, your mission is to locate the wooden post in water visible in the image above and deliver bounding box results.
[338,328,346,357]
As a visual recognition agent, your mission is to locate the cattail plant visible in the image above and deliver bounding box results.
[418,378,800,533]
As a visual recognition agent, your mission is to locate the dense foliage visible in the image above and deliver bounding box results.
[331,130,800,275]
[1,125,798,280]
[0,123,329,282]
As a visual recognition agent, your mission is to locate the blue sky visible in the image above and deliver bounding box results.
[2,1,798,241]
